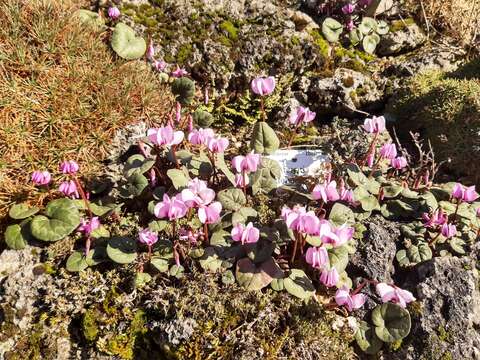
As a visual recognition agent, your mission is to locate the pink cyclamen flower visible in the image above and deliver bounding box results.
[78,217,100,235]
[320,268,339,288]
[363,116,386,134]
[391,156,407,170]
[346,19,355,31]
[340,188,355,204]
[188,128,215,146]
[289,106,316,126]
[59,180,79,198]
[305,246,329,269]
[341,3,355,14]
[323,224,354,247]
[138,228,158,246]
[147,125,184,147]
[422,209,447,228]
[234,173,249,188]
[380,143,397,160]
[108,6,120,20]
[171,66,188,78]
[154,194,188,221]
[289,210,320,235]
[146,44,155,61]
[207,136,229,153]
[451,183,479,203]
[441,223,457,238]
[251,76,276,96]
[231,222,260,245]
[312,180,340,203]
[376,283,416,308]
[179,228,202,245]
[367,153,375,167]
[153,60,167,72]
[31,170,51,185]
[181,179,215,207]
[335,286,366,312]
[198,202,222,224]
[231,152,261,173]
[59,160,79,174]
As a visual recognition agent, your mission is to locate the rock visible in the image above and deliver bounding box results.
[306,68,384,117]
[349,216,399,283]
[365,0,397,16]
[388,256,480,360]
[377,21,426,56]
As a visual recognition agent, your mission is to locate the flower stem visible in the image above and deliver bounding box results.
[203,223,209,244]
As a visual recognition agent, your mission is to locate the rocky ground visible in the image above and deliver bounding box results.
[1,0,479,359]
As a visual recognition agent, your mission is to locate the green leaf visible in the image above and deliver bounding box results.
[250,121,280,155]
[106,237,137,264]
[382,185,403,198]
[372,303,411,343]
[215,152,236,186]
[167,168,190,190]
[111,23,146,60]
[5,223,30,250]
[449,237,466,255]
[251,169,277,195]
[347,164,369,187]
[124,173,148,197]
[363,34,378,54]
[171,78,195,106]
[193,109,214,128]
[9,203,39,219]
[148,220,168,233]
[336,271,353,289]
[221,270,235,285]
[359,17,377,35]
[199,247,224,272]
[169,264,185,278]
[284,269,315,299]
[73,9,105,28]
[246,239,275,264]
[90,226,110,239]
[329,203,355,226]
[322,17,344,42]
[359,194,380,212]
[232,207,258,225]
[150,257,169,272]
[355,321,383,354]
[124,154,155,178]
[235,257,282,291]
[217,188,246,211]
[328,246,349,273]
[396,242,432,267]
[85,246,107,266]
[135,272,152,288]
[349,28,364,46]
[376,20,389,35]
[30,199,80,242]
[66,251,89,272]
[270,278,285,291]
[259,158,282,180]
[305,235,322,247]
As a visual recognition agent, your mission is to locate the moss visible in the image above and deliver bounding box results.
[82,310,99,342]
[219,20,238,41]
[291,35,300,46]
[437,325,453,343]
[309,29,330,59]
[390,18,416,32]
[176,43,194,64]
[387,339,403,351]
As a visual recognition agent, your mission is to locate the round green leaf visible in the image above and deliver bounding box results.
[73,9,105,28]
[193,109,214,128]
[217,188,246,212]
[66,251,89,272]
[221,270,235,285]
[85,246,107,266]
[376,20,389,35]
[135,272,152,288]
[363,34,379,54]
[349,28,364,45]
[167,168,190,190]
[169,264,185,278]
[372,303,411,343]
[382,185,403,198]
[9,203,39,219]
[5,224,29,250]
[150,257,169,273]
[322,17,344,42]
[449,237,466,255]
[111,23,146,60]
[328,246,349,273]
[283,269,315,299]
[235,257,281,291]
[355,320,383,354]
[329,203,355,226]
[232,207,258,225]
[250,121,280,155]
[106,237,137,264]
[171,77,195,105]
[30,199,81,242]
[124,154,155,178]
[359,17,377,35]
[199,247,223,272]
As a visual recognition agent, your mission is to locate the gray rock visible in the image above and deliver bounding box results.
[377,22,426,56]
[349,216,399,283]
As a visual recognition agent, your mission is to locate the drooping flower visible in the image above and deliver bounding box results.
[287,210,320,235]
[234,173,249,188]
[305,246,329,269]
[231,222,260,245]
[59,180,79,198]
[289,106,316,126]
[153,60,167,72]
[251,76,276,96]
[335,286,366,312]
[147,125,184,147]
[323,224,354,247]
[391,156,407,170]
[422,209,447,228]
[345,19,355,31]
[340,188,355,204]
[146,43,155,60]
[380,143,397,160]
[138,228,158,246]
[59,160,79,174]
[154,194,188,220]
[108,6,121,20]
[341,3,356,14]
[367,152,375,167]
[180,179,215,208]
[231,152,261,173]
[441,223,457,239]
[312,180,340,203]
[198,202,222,224]
[188,128,214,146]
[451,183,479,203]
[179,228,202,245]
[363,116,386,134]
[171,66,188,78]
[376,283,416,308]
[320,267,339,287]
[31,170,51,185]
[78,217,100,235]
[207,136,229,153]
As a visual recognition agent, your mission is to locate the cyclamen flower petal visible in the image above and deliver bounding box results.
[441,223,457,238]
[198,201,222,224]
[138,228,158,246]
[340,188,355,204]
[108,6,120,20]
[231,222,260,245]
[31,170,51,185]
[341,3,355,14]
[147,125,184,147]
[231,152,261,173]
[181,187,215,207]
[171,66,188,78]
[188,128,214,146]
[312,180,340,203]
[422,209,447,228]
[59,160,79,174]
[305,246,329,269]
[146,44,155,60]
[363,116,386,134]
[335,286,366,312]
[154,194,187,220]
[78,217,100,235]
[376,283,415,308]
[153,60,167,72]
[320,268,339,288]
[207,137,229,153]
[391,156,407,170]
[326,224,354,247]
[251,76,276,96]
[234,173,249,188]
[380,143,397,160]
[289,106,316,126]
[59,180,79,198]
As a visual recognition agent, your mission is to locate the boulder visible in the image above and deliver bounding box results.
[377,21,426,56]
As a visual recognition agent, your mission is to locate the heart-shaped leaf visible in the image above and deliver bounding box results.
[5,222,31,250]
[193,109,214,128]
[73,9,105,28]
[363,34,379,54]
[322,17,344,42]
[111,23,146,60]
[232,207,258,225]
[171,78,195,105]
[106,237,137,264]
[85,246,107,266]
[376,20,389,35]
[167,168,190,190]
[66,251,89,272]
[30,199,80,242]
[284,269,315,299]
[449,237,466,255]
[169,264,185,278]
[329,203,355,226]
[124,154,155,178]
[349,28,364,45]
[359,17,377,35]
[372,303,411,343]
[235,257,281,291]
[199,247,223,272]
[355,320,383,354]
[9,203,39,219]
[396,242,432,267]
[328,245,349,273]
[250,121,280,155]
[135,272,152,288]
[150,257,169,272]
[215,152,236,186]
[382,185,403,198]
[221,270,235,285]
[217,188,246,212]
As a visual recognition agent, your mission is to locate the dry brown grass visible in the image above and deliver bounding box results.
[411,0,479,47]
[0,0,172,221]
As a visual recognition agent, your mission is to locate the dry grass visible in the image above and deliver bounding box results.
[0,0,171,221]
[411,0,479,47]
